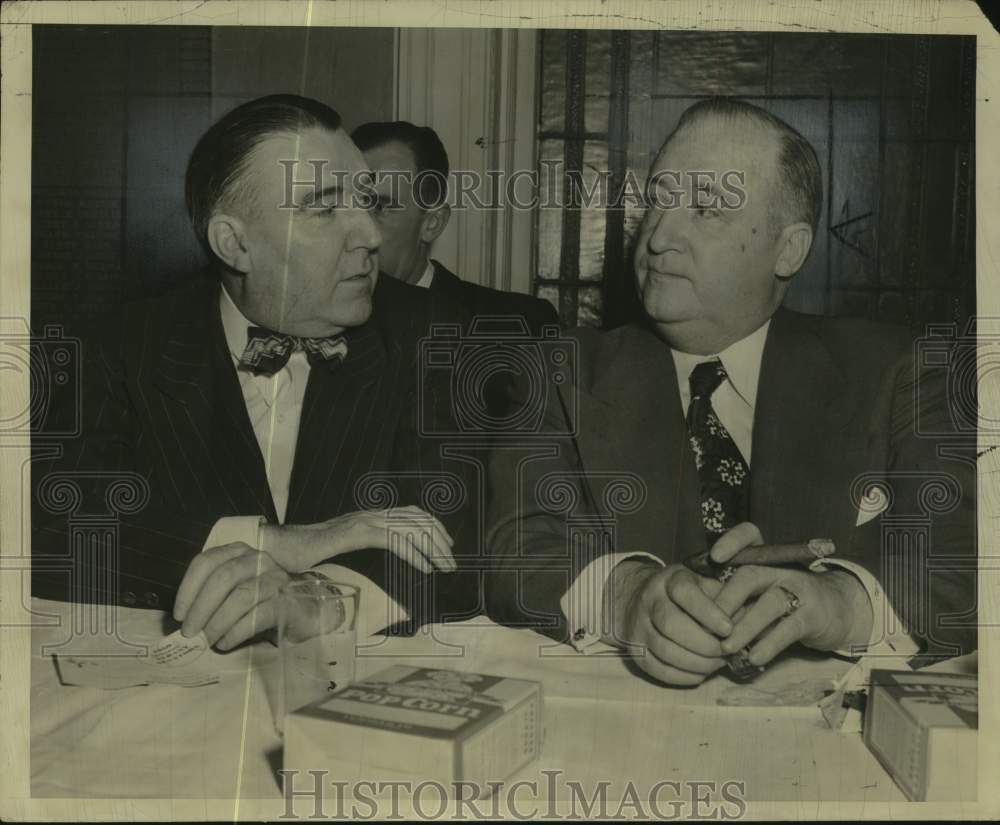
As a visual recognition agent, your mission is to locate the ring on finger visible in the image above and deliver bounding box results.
[773,584,801,617]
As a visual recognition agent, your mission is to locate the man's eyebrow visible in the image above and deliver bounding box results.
[299,184,343,207]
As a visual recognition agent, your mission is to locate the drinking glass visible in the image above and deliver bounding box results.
[275,578,358,733]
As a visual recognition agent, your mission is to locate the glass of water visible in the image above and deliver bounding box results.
[275,578,359,734]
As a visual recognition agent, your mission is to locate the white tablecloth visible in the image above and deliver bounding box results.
[30,598,909,802]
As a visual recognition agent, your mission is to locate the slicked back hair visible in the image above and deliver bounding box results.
[664,98,823,237]
[185,93,343,264]
[351,120,450,210]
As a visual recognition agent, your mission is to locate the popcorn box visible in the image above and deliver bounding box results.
[283,665,543,793]
[863,669,977,801]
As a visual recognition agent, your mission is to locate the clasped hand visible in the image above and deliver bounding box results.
[609,522,869,686]
[172,506,455,650]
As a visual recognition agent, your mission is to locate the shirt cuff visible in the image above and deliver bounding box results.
[811,557,920,659]
[560,552,664,654]
[202,516,266,552]
[201,520,403,637]
[312,563,409,638]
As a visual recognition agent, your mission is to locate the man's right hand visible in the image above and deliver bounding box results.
[260,506,457,575]
[603,559,733,685]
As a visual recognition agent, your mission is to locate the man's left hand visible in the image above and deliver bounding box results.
[714,566,873,667]
[173,542,294,650]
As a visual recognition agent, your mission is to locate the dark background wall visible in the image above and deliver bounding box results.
[31,27,976,335]
[534,31,976,331]
[31,25,396,333]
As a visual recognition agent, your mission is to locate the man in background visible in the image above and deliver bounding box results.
[351,120,560,332]
[351,120,563,624]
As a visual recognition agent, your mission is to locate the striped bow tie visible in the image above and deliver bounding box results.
[238,327,348,376]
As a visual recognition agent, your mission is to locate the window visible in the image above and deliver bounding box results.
[534,31,975,331]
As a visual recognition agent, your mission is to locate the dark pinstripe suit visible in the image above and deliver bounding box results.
[32,272,477,626]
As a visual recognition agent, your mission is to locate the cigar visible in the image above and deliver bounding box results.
[681,538,836,681]
[683,538,835,578]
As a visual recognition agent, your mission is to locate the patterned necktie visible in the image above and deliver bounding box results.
[238,327,348,377]
[686,359,750,547]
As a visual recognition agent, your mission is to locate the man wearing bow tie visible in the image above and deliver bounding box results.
[32,95,473,649]
[486,99,976,683]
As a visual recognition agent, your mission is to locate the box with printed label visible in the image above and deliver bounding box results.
[283,665,543,793]
[863,668,977,801]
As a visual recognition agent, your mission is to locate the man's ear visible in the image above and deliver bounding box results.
[419,204,451,245]
[774,222,813,280]
[206,214,252,274]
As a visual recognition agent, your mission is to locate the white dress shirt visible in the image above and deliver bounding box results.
[562,320,917,659]
[219,286,307,524]
[201,288,405,636]
[414,260,435,289]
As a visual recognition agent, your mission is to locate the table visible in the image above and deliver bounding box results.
[30,598,912,805]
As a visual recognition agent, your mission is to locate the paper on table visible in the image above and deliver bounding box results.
[718,678,835,707]
[53,629,221,689]
[150,629,209,666]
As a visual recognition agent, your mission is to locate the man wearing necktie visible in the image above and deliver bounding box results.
[32,95,474,650]
[486,98,975,684]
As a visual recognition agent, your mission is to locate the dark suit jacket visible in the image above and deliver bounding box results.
[32,272,477,627]
[485,307,977,657]
[425,260,563,430]
[428,261,560,334]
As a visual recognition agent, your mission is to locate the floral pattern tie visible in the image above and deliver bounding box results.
[686,359,750,547]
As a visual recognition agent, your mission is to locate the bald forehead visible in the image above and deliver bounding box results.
[227,126,369,214]
[655,115,784,219]
[659,115,781,176]
[248,127,364,180]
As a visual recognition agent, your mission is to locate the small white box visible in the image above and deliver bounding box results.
[863,668,977,801]
[283,665,543,793]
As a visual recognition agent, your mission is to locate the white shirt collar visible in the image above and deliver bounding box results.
[671,320,771,410]
[219,285,255,362]
[415,260,435,289]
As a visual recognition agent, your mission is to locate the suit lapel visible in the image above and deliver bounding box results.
[151,281,277,521]
[567,326,705,563]
[285,316,390,523]
[429,261,465,303]
[750,308,860,545]
[429,260,459,287]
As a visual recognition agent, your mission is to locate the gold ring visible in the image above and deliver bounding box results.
[774,584,800,617]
